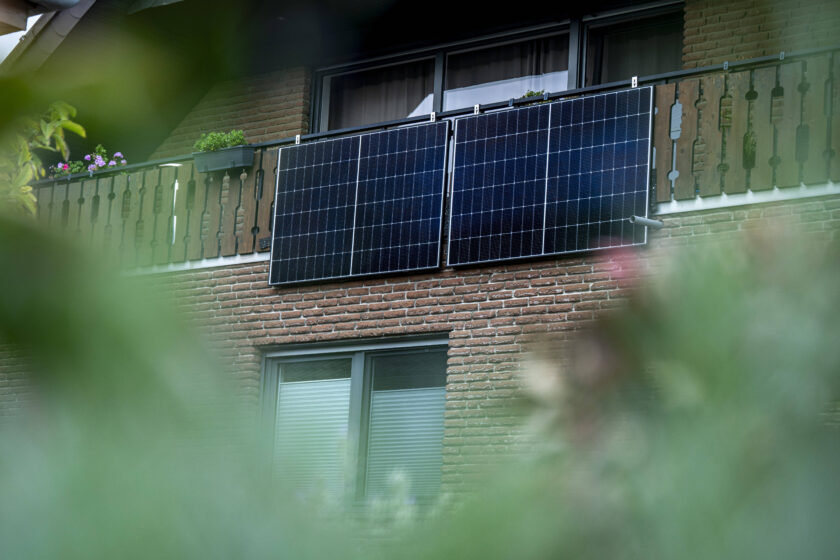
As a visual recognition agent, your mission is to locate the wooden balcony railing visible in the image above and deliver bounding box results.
[32,50,840,269]
[35,149,279,268]
[651,51,840,202]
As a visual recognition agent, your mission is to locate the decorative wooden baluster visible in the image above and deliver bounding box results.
[220,170,239,257]
[187,171,209,261]
[64,179,83,231]
[35,184,55,227]
[774,62,803,188]
[105,174,127,262]
[122,169,146,267]
[750,67,776,191]
[89,177,110,256]
[78,178,98,246]
[723,70,750,194]
[255,148,279,251]
[136,168,159,267]
[71,179,86,235]
[653,84,676,203]
[153,166,178,265]
[171,162,193,263]
[673,79,699,200]
[800,56,830,185]
[52,181,69,230]
[697,74,725,197]
[203,171,223,259]
[237,164,258,255]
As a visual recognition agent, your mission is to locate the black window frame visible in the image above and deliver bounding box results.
[310,1,683,133]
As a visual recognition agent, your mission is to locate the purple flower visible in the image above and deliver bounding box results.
[84,154,91,161]
[108,160,116,166]
[88,164,96,171]
[120,159,127,165]
[114,152,123,158]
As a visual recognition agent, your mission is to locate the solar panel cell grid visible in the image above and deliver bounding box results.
[269,121,448,286]
[448,86,652,267]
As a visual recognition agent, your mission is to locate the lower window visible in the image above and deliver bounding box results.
[263,340,448,504]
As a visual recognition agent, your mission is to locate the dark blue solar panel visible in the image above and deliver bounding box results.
[269,121,448,285]
[352,122,448,275]
[448,86,653,267]
[270,136,359,285]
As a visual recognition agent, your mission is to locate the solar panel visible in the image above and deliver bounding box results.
[447,86,653,267]
[269,121,448,285]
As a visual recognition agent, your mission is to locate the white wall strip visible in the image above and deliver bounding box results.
[656,181,840,216]
[125,251,270,276]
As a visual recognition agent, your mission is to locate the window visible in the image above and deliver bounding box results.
[324,58,435,130]
[313,4,683,132]
[443,34,569,111]
[584,11,684,86]
[262,339,448,504]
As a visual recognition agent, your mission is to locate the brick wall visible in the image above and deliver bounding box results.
[0,346,32,419]
[682,0,840,68]
[149,67,311,160]
[147,193,840,488]
[3,189,839,478]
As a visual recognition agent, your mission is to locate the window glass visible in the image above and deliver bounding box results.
[274,359,352,499]
[365,350,447,500]
[585,12,683,86]
[444,35,569,111]
[327,59,435,130]
[280,358,351,382]
[268,345,448,505]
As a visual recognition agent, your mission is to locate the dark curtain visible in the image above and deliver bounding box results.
[328,59,435,130]
[586,12,683,86]
[445,35,569,90]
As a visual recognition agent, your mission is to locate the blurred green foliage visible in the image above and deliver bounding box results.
[0,204,838,558]
[0,102,85,216]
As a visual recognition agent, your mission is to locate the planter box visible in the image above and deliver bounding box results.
[193,145,254,173]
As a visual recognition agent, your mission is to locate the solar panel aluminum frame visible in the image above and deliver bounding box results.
[269,121,450,286]
[445,86,653,268]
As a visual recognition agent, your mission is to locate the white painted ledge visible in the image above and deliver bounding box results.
[656,181,840,216]
[124,251,270,276]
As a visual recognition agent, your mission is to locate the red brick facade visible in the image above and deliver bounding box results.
[148,194,840,488]
[150,67,311,160]
[682,0,840,68]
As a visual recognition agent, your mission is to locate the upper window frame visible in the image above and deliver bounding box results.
[310,1,683,133]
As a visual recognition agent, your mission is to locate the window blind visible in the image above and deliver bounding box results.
[274,377,351,499]
[365,385,446,500]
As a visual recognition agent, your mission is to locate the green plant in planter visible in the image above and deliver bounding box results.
[192,129,253,173]
[193,129,246,152]
[523,90,550,105]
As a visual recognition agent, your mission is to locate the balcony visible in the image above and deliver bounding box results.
[31,48,840,270]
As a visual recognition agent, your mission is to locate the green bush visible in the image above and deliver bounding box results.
[193,129,246,152]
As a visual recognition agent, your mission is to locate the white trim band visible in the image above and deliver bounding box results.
[124,251,270,276]
[656,181,840,216]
